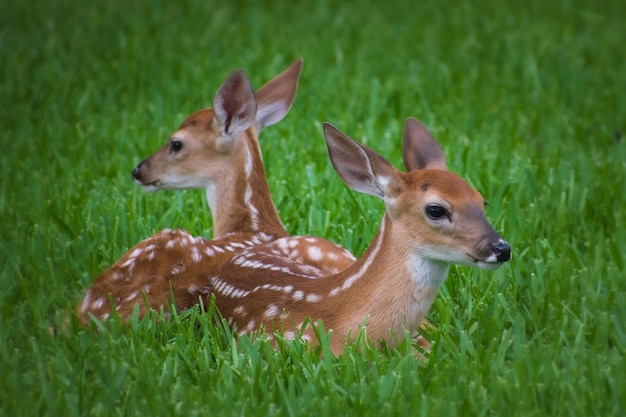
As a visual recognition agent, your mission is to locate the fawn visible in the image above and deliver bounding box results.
[203,118,511,354]
[77,60,355,322]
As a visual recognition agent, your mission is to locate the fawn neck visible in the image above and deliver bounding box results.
[317,214,448,346]
[210,128,287,238]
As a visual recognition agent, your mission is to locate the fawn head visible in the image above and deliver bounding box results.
[132,59,303,192]
[323,117,511,270]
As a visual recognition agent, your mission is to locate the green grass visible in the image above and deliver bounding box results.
[2,0,625,415]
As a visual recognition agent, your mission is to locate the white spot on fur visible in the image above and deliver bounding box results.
[293,291,304,301]
[191,247,201,263]
[128,247,143,259]
[264,304,280,319]
[243,319,256,333]
[124,291,140,303]
[79,290,92,314]
[259,232,274,242]
[224,284,234,298]
[243,144,260,229]
[93,296,106,310]
[241,260,258,269]
[305,293,321,303]
[120,257,135,269]
[232,289,250,298]
[307,246,323,261]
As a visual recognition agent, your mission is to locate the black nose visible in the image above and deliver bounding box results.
[492,240,511,263]
[132,165,141,180]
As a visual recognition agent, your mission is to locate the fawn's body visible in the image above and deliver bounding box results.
[77,60,355,322]
[203,118,511,353]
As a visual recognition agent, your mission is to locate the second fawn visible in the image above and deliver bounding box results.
[204,118,511,354]
[77,60,355,322]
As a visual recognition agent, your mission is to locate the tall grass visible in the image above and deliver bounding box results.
[1,0,624,415]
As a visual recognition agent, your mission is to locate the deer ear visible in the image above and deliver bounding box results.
[402,117,447,171]
[213,70,257,137]
[323,123,398,198]
[255,58,303,129]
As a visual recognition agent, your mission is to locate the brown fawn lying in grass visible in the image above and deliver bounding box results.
[77,60,355,322]
[202,118,511,354]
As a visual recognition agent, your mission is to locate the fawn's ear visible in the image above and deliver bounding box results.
[255,58,303,129]
[402,117,447,171]
[213,70,257,138]
[323,123,399,198]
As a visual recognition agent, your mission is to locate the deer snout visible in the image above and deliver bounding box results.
[132,163,143,182]
[131,161,160,191]
[492,239,511,263]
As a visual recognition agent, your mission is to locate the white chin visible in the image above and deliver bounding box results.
[140,184,159,192]
[476,261,504,270]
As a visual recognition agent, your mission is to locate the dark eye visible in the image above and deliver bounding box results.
[426,205,447,220]
[170,140,183,153]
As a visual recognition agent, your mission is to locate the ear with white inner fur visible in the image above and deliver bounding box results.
[255,58,303,129]
[213,70,258,138]
[323,123,398,198]
[402,117,447,172]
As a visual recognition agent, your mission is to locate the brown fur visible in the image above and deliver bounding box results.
[202,119,511,354]
[77,60,357,323]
